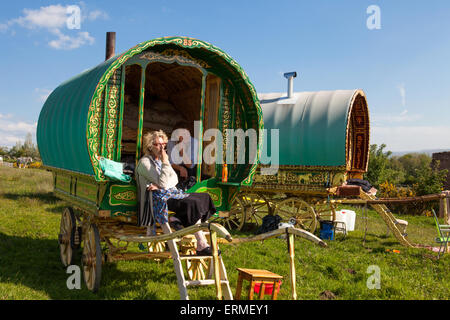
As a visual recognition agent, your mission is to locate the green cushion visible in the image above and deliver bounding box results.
[99,157,131,183]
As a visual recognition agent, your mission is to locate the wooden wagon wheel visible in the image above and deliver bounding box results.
[147,241,166,253]
[185,255,211,281]
[81,223,102,292]
[218,196,247,230]
[59,207,76,267]
[313,201,336,221]
[147,241,167,262]
[239,193,272,230]
[179,239,211,281]
[276,198,318,233]
[220,193,272,231]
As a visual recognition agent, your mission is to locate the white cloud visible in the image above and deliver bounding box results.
[371,110,422,124]
[0,134,26,146]
[0,116,37,147]
[0,23,8,33]
[0,113,13,119]
[34,88,52,102]
[1,4,107,50]
[1,121,37,133]
[48,29,94,50]
[88,10,109,21]
[12,5,68,30]
[371,125,450,152]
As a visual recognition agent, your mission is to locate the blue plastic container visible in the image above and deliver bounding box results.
[319,221,334,240]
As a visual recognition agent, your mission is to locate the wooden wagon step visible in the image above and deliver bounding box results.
[117,223,232,243]
[185,279,229,287]
[179,255,213,260]
[108,252,219,261]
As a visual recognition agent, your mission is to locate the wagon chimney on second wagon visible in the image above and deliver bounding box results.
[105,32,116,61]
[284,71,297,99]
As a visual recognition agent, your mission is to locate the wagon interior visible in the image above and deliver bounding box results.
[120,59,221,182]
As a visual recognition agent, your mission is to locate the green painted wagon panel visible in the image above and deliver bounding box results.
[258,90,357,167]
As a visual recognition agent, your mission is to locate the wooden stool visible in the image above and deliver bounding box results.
[235,268,283,300]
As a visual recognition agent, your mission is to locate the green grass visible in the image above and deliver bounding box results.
[0,166,449,300]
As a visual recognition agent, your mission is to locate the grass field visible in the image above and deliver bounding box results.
[0,166,449,300]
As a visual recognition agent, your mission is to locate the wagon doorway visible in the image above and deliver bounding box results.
[120,60,220,183]
[346,92,370,179]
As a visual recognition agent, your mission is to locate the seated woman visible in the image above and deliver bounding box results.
[136,130,216,255]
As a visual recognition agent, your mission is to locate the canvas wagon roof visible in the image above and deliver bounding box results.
[37,58,117,176]
[37,36,262,179]
[258,89,369,168]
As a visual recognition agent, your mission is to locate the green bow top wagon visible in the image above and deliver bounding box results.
[228,72,371,233]
[37,35,263,293]
[38,36,263,219]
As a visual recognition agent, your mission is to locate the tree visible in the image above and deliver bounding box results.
[22,133,40,159]
[414,160,448,196]
[0,146,8,156]
[395,153,431,185]
[364,144,402,187]
[8,141,24,158]
[365,144,447,195]
[5,133,40,160]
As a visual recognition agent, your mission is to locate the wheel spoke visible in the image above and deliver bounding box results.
[251,212,263,222]
[89,229,96,253]
[198,264,205,279]
[277,208,294,218]
[200,259,208,269]
[87,266,93,286]
[252,202,267,210]
[229,218,240,228]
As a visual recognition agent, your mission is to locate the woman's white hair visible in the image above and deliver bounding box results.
[142,130,168,156]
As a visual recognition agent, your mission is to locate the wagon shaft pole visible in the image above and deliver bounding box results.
[105,32,116,61]
[287,232,297,300]
[210,230,223,300]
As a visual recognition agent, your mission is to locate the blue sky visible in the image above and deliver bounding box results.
[1,0,450,152]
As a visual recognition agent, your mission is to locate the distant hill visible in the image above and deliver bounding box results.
[391,149,450,157]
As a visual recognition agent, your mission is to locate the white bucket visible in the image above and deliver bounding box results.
[335,209,356,232]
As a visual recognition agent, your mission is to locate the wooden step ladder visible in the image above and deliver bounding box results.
[166,230,233,300]
[122,222,233,300]
[359,191,416,248]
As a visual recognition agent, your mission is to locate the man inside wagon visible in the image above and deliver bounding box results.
[167,120,199,191]
[135,130,217,256]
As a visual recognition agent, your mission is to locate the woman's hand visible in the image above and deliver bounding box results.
[160,148,169,164]
[147,183,159,191]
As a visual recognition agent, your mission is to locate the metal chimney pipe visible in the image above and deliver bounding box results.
[283,72,297,98]
[105,32,116,61]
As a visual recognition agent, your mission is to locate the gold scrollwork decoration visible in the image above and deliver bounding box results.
[113,190,137,202]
